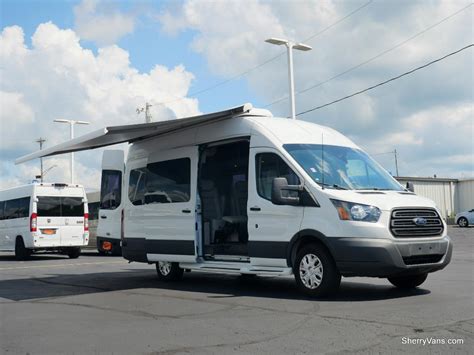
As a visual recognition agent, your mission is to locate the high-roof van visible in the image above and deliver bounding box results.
[16,104,452,296]
[0,183,89,260]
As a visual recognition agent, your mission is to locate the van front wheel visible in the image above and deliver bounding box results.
[294,244,341,298]
[156,261,184,281]
[388,273,427,289]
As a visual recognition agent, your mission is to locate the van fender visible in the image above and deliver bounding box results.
[286,229,336,268]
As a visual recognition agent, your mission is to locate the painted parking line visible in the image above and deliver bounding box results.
[0,261,125,271]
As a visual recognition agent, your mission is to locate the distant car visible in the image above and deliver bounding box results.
[455,209,474,227]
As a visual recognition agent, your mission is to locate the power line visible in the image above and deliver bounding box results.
[295,44,473,116]
[265,2,473,108]
[154,0,373,107]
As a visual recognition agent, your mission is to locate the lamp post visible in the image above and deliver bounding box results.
[53,119,90,183]
[265,38,312,119]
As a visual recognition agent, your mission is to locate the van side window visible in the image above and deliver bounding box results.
[0,201,4,220]
[129,168,147,205]
[88,202,100,220]
[3,197,30,219]
[100,170,122,210]
[256,153,300,201]
[145,158,191,204]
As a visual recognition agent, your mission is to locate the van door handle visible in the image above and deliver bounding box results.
[250,206,261,211]
[182,209,191,214]
[100,215,107,219]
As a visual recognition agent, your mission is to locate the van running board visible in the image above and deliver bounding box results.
[179,262,293,276]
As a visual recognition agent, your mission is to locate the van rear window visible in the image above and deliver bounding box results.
[37,196,84,217]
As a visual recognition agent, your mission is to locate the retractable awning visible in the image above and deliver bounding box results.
[16,103,253,164]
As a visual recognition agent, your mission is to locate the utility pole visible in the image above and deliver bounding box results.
[265,38,312,119]
[394,149,399,177]
[137,102,152,123]
[35,137,46,182]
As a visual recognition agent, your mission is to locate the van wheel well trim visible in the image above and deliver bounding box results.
[287,229,336,268]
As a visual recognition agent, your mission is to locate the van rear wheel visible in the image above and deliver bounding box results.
[67,247,81,259]
[294,243,341,298]
[156,261,184,281]
[388,273,427,289]
[15,237,31,261]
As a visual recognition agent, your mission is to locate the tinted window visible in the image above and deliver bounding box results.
[100,170,122,210]
[129,168,147,205]
[145,158,190,204]
[61,197,84,216]
[3,197,30,219]
[37,196,84,217]
[88,202,100,220]
[0,201,4,220]
[256,153,300,201]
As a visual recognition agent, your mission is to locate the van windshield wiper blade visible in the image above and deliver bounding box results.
[319,182,348,190]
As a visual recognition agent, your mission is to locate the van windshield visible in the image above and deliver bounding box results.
[37,196,84,217]
[284,144,403,191]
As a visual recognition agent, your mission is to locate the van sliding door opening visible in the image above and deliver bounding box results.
[198,140,250,259]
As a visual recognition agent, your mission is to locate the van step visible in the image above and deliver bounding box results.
[179,262,293,276]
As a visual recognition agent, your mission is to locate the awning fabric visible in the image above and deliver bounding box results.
[16,103,252,164]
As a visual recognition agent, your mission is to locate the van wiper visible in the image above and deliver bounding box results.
[319,182,348,190]
[356,187,395,191]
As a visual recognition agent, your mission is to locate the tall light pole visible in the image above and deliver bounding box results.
[53,119,90,183]
[265,38,312,119]
[35,137,46,182]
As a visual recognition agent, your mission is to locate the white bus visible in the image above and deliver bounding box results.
[0,183,89,260]
[16,104,452,296]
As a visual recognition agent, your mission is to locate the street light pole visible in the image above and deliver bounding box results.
[53,119,90,183]
[35,137,46,182]
[265,38,312,119]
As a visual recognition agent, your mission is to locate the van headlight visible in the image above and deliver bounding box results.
[331,199,381,222]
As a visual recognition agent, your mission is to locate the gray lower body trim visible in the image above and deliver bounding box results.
[326,235,452,277]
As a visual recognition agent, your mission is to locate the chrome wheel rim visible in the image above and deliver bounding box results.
[158,261,172,276]
[459,218,467,227]
[299,253,323,289]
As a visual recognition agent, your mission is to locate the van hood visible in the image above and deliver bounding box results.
[320,189,438,212]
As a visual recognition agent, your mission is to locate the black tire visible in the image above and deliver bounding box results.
[111,245,122,256]
[388,273,428,289]
[156,261,184,281]
[15,237,31,261]
[97,250,106,256]
[457,217,469,228]
[67,247,81,259]
[294,243,341,298]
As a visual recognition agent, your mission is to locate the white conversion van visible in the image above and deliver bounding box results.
[0,183,89,260]
[16,104,452,296]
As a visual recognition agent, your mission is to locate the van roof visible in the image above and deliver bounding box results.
[15,103,357,164]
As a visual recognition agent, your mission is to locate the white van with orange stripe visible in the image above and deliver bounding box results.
[0,182,89,260]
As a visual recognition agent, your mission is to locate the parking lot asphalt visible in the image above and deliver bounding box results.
[0,226,472,355]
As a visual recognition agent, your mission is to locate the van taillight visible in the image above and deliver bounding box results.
[30,213,37,232]
[84,213,89,231]
[120,209,124,241]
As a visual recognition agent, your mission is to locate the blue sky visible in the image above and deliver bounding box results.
[0,0,472,189]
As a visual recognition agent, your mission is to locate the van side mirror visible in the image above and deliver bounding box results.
[406,181,415,192]
[271,177,303,206]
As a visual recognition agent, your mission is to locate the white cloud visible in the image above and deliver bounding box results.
[74,0,135,46]
[159,0,473,178]
[0,22,199,190]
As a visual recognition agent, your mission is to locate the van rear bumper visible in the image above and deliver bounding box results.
[326,235,452,277]
[96,236,121,254]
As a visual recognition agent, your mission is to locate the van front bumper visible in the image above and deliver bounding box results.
[326,235,452,277]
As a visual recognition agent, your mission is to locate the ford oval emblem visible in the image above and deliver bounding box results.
[413,217,427,226]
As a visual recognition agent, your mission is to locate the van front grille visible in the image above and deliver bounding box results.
[390,208,443,238]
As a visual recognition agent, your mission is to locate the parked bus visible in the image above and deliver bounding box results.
[16,104,452,296]
[0,182,89,260]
